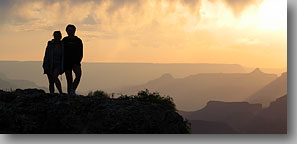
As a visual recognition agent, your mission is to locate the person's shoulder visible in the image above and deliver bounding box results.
[62,36,69,41]
[47,39,54,45]
[74,36,82,41]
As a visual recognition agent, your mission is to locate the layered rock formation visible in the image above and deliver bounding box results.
[180,95,287,134]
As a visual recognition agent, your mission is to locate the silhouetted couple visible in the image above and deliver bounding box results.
[42,24,83,95]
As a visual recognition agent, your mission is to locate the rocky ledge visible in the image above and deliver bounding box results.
[0,89,190,134]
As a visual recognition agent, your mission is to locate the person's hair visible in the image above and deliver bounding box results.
[53,31,62,37]
[66,24,76,31]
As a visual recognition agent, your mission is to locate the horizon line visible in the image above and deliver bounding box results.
[0,60,287,69]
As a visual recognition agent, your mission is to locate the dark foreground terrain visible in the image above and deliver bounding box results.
[0,89,190,134]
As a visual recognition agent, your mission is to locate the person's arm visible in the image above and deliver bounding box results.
[78,38,83,63]
[42,42,50,71]
[61,42,64,74]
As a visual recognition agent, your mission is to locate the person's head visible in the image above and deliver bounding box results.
[53,31,62,41]
[66,24,76,37]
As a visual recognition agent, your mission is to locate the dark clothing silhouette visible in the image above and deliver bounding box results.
[42,40,64,75]
[62,36,83,70]
[42,34,64,94]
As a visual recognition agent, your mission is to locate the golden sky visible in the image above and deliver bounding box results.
[0,0,287,68]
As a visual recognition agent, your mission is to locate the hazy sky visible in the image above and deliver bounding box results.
[0,0,287,68]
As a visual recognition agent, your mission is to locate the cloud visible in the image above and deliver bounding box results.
[0,0,16,25]
[209,0,262,16]
[0,0,202,27]
[106,0,142,13]
[0,0,263,47]
[0,0,263,31]
[181,0,201,11]
[0,0,265,35]
[82,15,98,25]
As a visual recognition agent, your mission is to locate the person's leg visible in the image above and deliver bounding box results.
[72,64,82,91]
[46,74,54,94]
[65,70,73,94]
[53,69,63,94]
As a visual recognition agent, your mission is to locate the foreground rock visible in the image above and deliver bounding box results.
[0,89,190,134]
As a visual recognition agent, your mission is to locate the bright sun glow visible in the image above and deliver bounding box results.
[197,0,287,32]
[257,0,287,31]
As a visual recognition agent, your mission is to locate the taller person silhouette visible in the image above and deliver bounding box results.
[62,24,83,95]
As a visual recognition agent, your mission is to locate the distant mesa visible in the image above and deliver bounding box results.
[244,95,287,134]
[0,61,247,94]
[180,95,287,134]
[205,101,262,112]
[247,71,287,107]
[120,68,278,110]
[159,73,174,80]
[281,72,287,77]
[0,72,44,90]
[183,100,262,123]
[147,73,175,84]
[249,68,264,74]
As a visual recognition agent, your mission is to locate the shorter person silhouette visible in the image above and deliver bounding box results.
[42,31,64,94]
[62,24,83,95]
